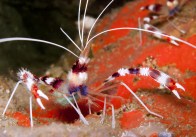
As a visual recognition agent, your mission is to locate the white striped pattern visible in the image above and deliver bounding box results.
[118,68,129,76]
[140,67,150,76]
[45,77,55,85]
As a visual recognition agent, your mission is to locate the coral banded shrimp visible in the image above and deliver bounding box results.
[0,0,195,129]
[140,0,193,46]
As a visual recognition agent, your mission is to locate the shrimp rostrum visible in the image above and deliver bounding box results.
[1,0,193,129]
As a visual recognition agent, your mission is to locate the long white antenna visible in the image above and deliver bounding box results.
[78,0,83,46]
[86,0,114,46]
[86,27,196,49]
[0,37,79,58]
[60,28,82,51]
[2,81,22,116]
[81,0,89,47]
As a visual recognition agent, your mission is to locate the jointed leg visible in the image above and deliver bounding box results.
[72,93,83,122]
[3,80,36,128]
[89,91,128,105]
[104,67,185,99]
[88,100,92,114]
[88,95,115,128]
[167,17,186,34]
[2,68,54,128]
[72,93,81,111]
[120,82,163,118]
[100,97,107,124]
[63,94,89,125]
[29,96,33,127]
[90,81,128,103]
[2,81,22,116]
[90,82,120,94]
[143,23,179,46]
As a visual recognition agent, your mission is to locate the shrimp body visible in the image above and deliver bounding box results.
[140,0,189,45]
[39,55,90,103]
[1,0,195,129]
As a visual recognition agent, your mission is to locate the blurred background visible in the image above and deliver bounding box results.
[0,0,132,76]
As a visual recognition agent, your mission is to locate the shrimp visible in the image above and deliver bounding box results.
[0,0,195,129]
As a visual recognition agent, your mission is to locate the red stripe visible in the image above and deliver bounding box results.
[166,78,176,90]
[149,69,161,80]
[31,84,39,98]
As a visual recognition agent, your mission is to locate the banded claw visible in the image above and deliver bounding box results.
[36,90,49,109]
[171,83,185,99]
[149,68,185,99]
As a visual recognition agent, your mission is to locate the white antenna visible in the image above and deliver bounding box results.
[86,0,114,46]
[78,0,83,46]
[0,37,79,58]
[81,0,89,47]
[60,28,82,51]
[86,27,196,49]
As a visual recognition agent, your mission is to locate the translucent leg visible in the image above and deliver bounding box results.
[88,99,92,114]
[120,82,163,118]
[100,97,106,124]
[2,81,22,116]
[89,95,115,128]
[72,93,82,121]
[29,96,33,127]
[63,94,89,125]
[111,105,115,128]
[167,18,186,34]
